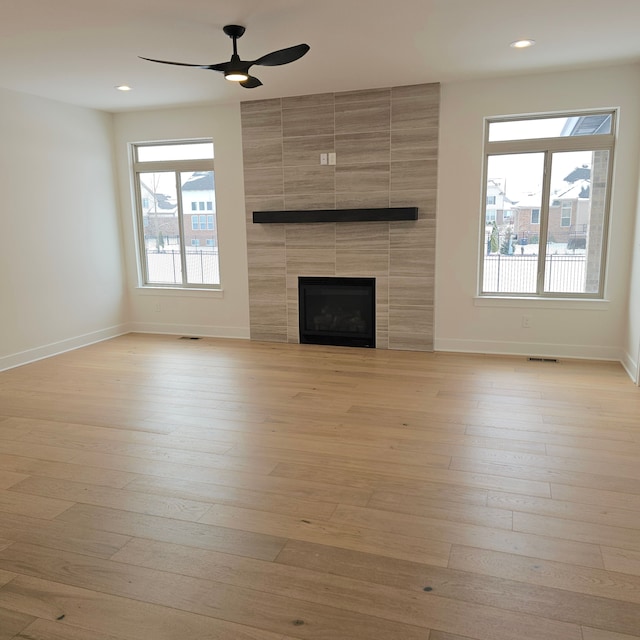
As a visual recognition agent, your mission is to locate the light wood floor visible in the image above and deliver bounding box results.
[1,334,639,640]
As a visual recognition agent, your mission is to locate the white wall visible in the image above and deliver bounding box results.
[624,170,640,383]
[0,88,127,370]
[112,105,250,339]
[436,64,640,361]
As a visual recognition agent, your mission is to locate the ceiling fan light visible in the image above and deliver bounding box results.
[225,71,249,82]
[510,39,536,49]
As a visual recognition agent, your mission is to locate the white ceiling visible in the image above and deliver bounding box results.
[3,0,640,113]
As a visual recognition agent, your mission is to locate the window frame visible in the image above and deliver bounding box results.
[131,139,219,290]
[479,110,616,299]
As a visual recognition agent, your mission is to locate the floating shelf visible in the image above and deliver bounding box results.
[252,207,419,224]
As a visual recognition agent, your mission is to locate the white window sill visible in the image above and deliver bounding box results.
[136,286,224,299]
[474,296,609,310]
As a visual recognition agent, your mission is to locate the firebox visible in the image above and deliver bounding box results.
[298,277,376,348]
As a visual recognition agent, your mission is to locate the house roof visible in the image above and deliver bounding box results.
[554,179,591,200]
[564,165,591,183]
[182,172,215,191]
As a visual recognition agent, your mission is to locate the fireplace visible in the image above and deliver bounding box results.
[298,277,376,348]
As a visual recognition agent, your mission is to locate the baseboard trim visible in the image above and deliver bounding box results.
[621,349,639,385]
[434,337,621,362]
[128,322,250,340]
[0,324,131,372]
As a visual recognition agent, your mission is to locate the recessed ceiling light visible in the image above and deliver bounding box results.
[115,85,133,91]
[510,39,536,49]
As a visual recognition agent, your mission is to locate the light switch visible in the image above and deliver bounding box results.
[328,152,336,165]
[320,153,328,165]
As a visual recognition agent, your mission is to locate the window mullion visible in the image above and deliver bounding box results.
[134,172,151,285]
[537,151,553,295]
[175,173,188,286]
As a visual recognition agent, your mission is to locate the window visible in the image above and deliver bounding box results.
[480,111,614,297]
[487,195,496,205]
[132,140,219,288]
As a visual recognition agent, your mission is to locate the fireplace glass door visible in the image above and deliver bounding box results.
[298,277,375,348]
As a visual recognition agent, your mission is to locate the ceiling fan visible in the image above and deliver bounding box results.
[139,24,310,89]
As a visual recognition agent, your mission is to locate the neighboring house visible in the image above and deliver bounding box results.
[182,172,217,248]
[514,173,591,248]
[140,180,179,248]
[486,178,517,226]
[140,171,217,250]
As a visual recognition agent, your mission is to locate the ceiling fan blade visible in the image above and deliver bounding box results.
[253,43,310,67]
[138,56,224,71]
[240,75,263,89]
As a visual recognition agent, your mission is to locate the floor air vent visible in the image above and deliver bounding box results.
[179,336,202,340]
[528,357,558,363]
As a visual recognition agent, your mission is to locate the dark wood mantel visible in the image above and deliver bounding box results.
[252,207,419,224]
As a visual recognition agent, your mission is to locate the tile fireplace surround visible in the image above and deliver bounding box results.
[241,82,439,351]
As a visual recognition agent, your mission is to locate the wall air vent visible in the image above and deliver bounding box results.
[528,357,558,363]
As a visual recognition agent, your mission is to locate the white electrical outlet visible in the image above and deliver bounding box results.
[522,315,531,328]
[320,153,328,165]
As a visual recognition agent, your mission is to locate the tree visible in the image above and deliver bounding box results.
[500,225,513,255]
[490,222,499,253]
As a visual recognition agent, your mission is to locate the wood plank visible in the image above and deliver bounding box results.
[124,475,338,520]
[601,547,640,577]
[0,489,73,520]
[270,460,552,497]
[0,471,29,490]
[450,457,640,495]
[0,606,34,640]
[9,476,211,522]
[487,490,640,529]
[55,503,286,561]
[329,504,604,567]
[16,618,130,640]
[0,568,16,586]
[581,628,640,640]
[66,449,279,478]
[551,483,640,511]
[449,545,640,605]
[0,512,130,559]
[367,490,510,528]
[199,502,452,566]
[513,511,640,552]
[0,575,284,640]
